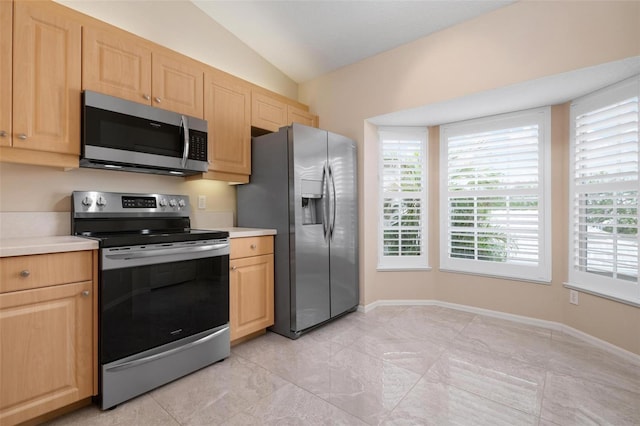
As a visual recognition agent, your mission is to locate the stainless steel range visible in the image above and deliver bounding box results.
[72,191,230,409]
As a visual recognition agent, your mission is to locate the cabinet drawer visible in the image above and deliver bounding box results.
[230,236,273,259]
[0,251,93,293]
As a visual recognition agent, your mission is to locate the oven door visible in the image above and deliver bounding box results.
[100,240,229,365]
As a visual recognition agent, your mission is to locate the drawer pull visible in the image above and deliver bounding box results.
[81,290,90,297]
[143,94,151,101]
[20,270,30,278]
[231,266,237,271]
[250,244,257,249]
[17,133,27,140]
[154,97,162,103]
[0,130,6,137]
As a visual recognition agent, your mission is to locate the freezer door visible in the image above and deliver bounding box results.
[328,131,359,317]
[291,124,331,332]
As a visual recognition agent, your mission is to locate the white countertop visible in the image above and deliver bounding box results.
[0,228,276,257]
[0,236,99,257]
[216,227,277,238]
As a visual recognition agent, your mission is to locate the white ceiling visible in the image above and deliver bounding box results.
[191,1,639,127]
[191,0,515,83]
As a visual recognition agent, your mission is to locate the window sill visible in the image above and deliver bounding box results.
[377,266,432,272]
[439,268,552,285]
[563,282,640,308]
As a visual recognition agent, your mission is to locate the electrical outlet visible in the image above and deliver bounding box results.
[569,289,579,305]
[198,195,206,210]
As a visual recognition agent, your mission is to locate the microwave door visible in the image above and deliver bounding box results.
[81,90,208,175]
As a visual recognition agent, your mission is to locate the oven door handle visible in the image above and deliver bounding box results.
[105,243,228,260]
[105,326,228,373]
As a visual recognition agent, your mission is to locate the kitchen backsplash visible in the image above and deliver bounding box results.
[0,212,72,238]
[190,211,234,230]
[0,210,234,239]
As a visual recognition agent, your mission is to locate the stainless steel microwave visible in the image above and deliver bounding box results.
[81,90,208,176]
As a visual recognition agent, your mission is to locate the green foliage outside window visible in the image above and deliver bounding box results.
[383,150,423,256]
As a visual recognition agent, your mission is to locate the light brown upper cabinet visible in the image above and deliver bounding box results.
[251,89,318,133]
[83,26,204,118]
[288,105,318,128]
[152,51,204,119]
[0,0,82,168]
[82,26,152,106]
[0,1,11,149]
[251,90,287,133]
[204,69,251,182]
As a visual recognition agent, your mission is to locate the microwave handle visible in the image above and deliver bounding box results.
[180,115,189,168]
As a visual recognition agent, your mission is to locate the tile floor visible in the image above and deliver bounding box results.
[46,305,640,425]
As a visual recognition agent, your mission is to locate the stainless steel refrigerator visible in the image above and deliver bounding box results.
[237,123,358,339]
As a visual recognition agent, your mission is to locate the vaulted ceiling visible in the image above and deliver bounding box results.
[192,1,515,83]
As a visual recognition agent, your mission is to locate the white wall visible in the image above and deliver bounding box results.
[299,0,640,355]
[54,0,298,98]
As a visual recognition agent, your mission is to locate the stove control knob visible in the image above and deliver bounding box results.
[81,196,93,207]
[169,199,177,207]
[178,199,186,208]
[158,198,167,207]
[96,196,107,207]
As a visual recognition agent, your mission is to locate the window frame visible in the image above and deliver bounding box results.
[567,75,640,305]
[377,127,429,270]
[439,107,552,283]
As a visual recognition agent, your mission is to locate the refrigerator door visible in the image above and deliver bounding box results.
[328,131,359,317]
[291,124,331,332]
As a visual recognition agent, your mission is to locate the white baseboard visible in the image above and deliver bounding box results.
[357,299,640,365]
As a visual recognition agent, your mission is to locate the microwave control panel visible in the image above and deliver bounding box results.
[188,130,208,161]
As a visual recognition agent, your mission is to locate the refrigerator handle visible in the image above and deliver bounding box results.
[322,162,330,241]
[328,163,337,240]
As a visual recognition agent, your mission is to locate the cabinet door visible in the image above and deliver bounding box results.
[0,0,11,147]
[251,91,287,132]
[288,105,318,128]
[229,254,274,341]
[13,1,81,154]
[82,26,152,105]
[152,51,204,118]
[0,281,94,425]
[205,71,251,176]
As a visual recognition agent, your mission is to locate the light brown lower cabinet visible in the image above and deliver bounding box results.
[0,251,96,426]
[229,236,274,343]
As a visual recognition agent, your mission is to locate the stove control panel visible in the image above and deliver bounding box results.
[122,196,157,209]
[72,191,191,216]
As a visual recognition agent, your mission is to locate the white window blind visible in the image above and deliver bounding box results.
[569,76,640,305]
[440,108,551,282]
[378,127,428,269]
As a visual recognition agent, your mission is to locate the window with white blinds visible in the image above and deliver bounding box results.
[378,127,428,269]
[569,76,640,305]
[440,108,551,282]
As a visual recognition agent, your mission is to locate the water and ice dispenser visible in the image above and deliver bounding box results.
[301,179,324,225]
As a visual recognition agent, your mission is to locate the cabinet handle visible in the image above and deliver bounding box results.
[143,94,151,101]
[19,270,30,278]
[250,244,257,249]
[154,97,162,103]
[81,290,90,297]
[231,266,237,271]
[0,130,6,137]
[17,133,27,140]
